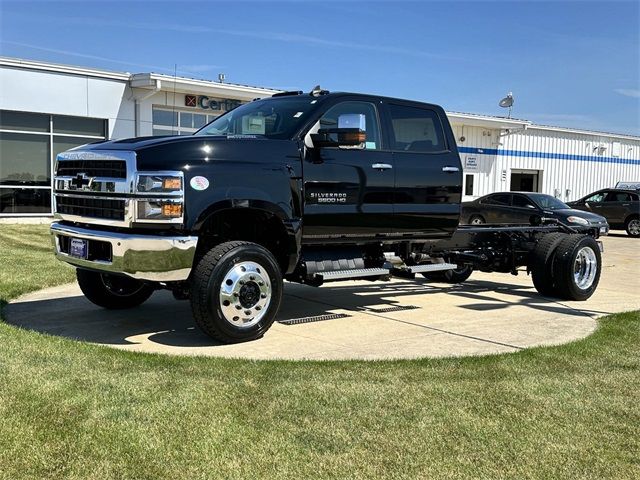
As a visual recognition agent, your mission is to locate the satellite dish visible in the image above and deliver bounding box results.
[498,92,514,118]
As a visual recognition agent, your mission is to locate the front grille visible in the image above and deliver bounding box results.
[56,160,126,179]
[56,196,125,220]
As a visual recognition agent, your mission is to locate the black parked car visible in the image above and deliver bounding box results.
[462,192,609,237]
[567,188,640,237]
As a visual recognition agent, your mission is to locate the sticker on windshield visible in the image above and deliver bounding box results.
[190,176,210,191]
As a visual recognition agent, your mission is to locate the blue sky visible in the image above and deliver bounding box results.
[1,0,638,135]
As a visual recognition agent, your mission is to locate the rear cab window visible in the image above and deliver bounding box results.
[605,192,632,202]
[387,104,446,153]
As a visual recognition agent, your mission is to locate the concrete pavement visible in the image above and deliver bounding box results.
[6,234,639,360]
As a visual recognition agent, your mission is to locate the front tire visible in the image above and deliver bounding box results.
[469,215,485,225]
[76,269,154,309]
[190,241,283,343]
[625,217,640,237]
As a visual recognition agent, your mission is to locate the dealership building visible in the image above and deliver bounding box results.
[1,56,639,219]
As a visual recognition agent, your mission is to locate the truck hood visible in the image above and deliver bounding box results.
[71,135,300,172]
[77,134,255,151]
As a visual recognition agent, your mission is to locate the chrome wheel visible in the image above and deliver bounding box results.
[573,246,598,290]
[629,219,640,236]
[219,261,271,328]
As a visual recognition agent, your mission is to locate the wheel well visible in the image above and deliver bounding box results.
[625,213,639,224]
[196,208,292,272]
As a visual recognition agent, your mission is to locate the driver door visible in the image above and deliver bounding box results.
[302,100,395,241]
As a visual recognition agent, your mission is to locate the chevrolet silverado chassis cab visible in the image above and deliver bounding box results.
[51,89,603,343]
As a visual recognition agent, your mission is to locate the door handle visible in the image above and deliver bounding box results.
[442,166,460,173]
[371,163,392,170]
[622,203,630,206]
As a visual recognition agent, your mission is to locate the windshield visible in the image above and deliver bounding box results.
[195,96,320,139]
[529,193,570,210]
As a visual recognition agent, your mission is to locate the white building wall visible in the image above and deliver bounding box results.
[451,124,502,196]
[454,122,640,203]
[0,66,135,139]
[499,128,640,202]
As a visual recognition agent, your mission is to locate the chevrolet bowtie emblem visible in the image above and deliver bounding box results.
[70,173,92,190]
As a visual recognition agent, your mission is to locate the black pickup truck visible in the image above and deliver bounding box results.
[51,89,603,343]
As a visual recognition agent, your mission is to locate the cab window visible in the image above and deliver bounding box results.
[483,194,511,206]
[316,101,381,150]
[585,192,606,203]
[512,195,537,209]
[387,104,446,153]
[605,192,631,202]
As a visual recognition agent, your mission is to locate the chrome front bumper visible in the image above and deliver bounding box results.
[51,222,198,282]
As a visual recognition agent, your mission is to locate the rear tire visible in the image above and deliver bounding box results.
[552,235,601,301]
[422,265,473,283]
[76,269,154,309]
[190,241,283,343]
[469,215,485,225]
[625,216,640,237]
[530,232,566,296]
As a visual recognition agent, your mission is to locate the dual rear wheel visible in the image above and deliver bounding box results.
[530,234,601,300]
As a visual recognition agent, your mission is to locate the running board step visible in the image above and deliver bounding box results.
[316,268,390,281]
[406,263,458,274]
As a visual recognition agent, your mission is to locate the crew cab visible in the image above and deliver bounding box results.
[51,89,604,343]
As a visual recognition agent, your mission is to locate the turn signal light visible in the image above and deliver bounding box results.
[163,178,182,190]
[342,131,367,144]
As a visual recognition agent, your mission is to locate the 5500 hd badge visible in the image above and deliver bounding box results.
[309,192,347,204]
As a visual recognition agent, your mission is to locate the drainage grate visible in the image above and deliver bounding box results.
[278,313,351,326]
[366,305,420,314]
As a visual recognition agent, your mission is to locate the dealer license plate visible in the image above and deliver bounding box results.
[69,238,88,259]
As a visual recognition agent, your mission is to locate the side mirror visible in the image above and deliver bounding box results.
[310,113,366,148]
[311,128,366,148]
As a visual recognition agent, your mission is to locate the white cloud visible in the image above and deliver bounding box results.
[2,41,222,75]
[614,88,640,98]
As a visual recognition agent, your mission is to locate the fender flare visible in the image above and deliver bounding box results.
[191,199,302,274]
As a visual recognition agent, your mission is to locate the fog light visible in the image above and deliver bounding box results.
[162,203,183,217]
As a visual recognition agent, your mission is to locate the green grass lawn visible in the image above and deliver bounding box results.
[0,225,638,479]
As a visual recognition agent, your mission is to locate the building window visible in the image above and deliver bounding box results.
[464,174,474,196]
[0,110,107,216]
[152,108,221,136]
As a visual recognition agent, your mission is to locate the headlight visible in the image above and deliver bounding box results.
[137,174,182,193]
[567,216,589,225]
[136,200,183,221]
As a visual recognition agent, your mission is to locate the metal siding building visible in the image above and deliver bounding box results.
[450,118,640,203]
[1,56,639,219]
